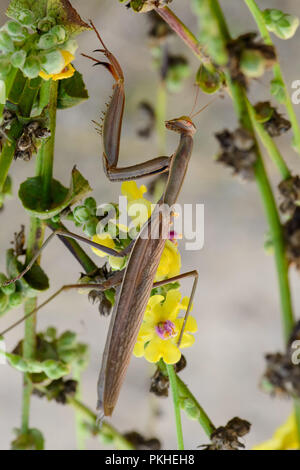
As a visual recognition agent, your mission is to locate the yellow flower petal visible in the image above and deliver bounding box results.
[174,315,198,334]
[133,341,145,358]
[161,290,182,321]
[91,233,116,258]
[61,50,75,66]
[121,181,147,201]
[159,340,181,364]
[144,337,164,363]
[39,50,75,81]
[155,240,181,282]
[136,324,154,343]
[180,296,193,312]
[253,414,299,450]
[179,333,195,349]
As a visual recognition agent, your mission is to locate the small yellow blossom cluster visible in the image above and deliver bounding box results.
[90,181,197,364]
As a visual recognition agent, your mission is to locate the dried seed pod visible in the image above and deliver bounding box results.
[227,33,276,87]
[11,224,26,256]
[26,121,40,134]
[2,109,15,127]
[261,352,300,398]
[150,368,169,397]
[215,128,257,180]
[254,101,291,137]
[34,127,51,139]
[33,378,77,404]
[88,289,113,317]
[174,354,187,373]
[123,431,161,450]
[16,132,32,151]
[278,176,300,216]
[200,417,251,450]
[14,149,32,161]
[284,207,300,269]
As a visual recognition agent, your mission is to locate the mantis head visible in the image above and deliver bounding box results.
[165,116,197,136]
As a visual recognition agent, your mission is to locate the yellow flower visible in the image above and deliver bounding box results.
[121,181,153,228]
[253,414,299,450]
[39,50,75,81]
[156,240,181,282]
[133,290,197,364]
[91,233,126,270]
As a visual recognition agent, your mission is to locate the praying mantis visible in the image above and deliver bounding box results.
[0,22,205,419]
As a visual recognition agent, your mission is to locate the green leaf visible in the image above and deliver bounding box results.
[6,0,40,26]
[57,70,88,109]
[47,0,90,36]
[19,166,92,219]
[5,248,49,295]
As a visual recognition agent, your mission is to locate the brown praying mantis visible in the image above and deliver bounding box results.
[0,22,207,419]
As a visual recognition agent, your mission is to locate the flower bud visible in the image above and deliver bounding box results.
[23,56,41,78]
[61,39,78,55]
[196,64,221,94]
[108,255,127,271]
[0,273,15,296]
[84,197,97,215]
[0,291,9,312]
[37,17,56,33]
[10,50,26,68]
[0,31,15,53]
[9,291,23,307]
[263,9,299,40]
[83,218,98,237]
[40,50,65,74]
[270,78,286,104]
[240,49,265,78]
[50,25,66,44]
[17,11,34,27]
[73,205,90,224]
[37,32,58,50]
[6,21,25,38]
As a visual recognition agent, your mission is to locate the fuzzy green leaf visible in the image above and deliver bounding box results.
[57,70,88,109]
[19,166,92,219]
[47,0,90,36]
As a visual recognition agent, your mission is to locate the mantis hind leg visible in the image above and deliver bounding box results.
[0,270,124,337]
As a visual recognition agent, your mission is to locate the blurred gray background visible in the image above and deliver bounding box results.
[1,0,300,450]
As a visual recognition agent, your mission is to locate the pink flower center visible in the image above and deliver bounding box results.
[155,320,176,340]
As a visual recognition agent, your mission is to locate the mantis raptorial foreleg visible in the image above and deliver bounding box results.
[82,21,172,183]
[0,270,198,348]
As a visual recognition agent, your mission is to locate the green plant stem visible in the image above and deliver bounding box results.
[21,80,57,433]
[176,375,215,437]
[0,120,23,191]
[72,370,87,450]
[166,363,184,450]
[158,361,215,437]
[67,397,135,450]
[40,81,58,208]
[244,0,300,154]
[246,97,291,180]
